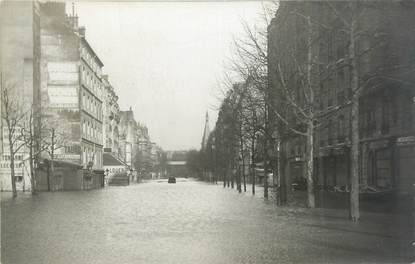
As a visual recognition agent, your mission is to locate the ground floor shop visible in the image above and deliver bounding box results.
[286,136,414,195]
[0,152,32,192]
[362,136,415,195]
[36,160,104,191]
[81,140,103,169]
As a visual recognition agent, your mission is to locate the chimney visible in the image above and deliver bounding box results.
[78,26,86,38]
[74,16,79,29]
[70,2,78,29]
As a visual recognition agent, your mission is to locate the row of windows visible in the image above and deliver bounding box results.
[82,119,103,144]
[65,145,81,154]
[317,93,414,147]
[81,47,102,77]
[2,155,23,161]
[82,147,102,169]
[81,65,103,101]
[0,162,24,168]
[317,82,351,112]
[82,91,103,121]
[106,123,120,133]
[360,94,414,138]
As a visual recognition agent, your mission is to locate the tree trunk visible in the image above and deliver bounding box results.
[305,15,315,208]
[28,118,36,195]
[239,124,247,192]
[231,161,234,189]
[242,153,246,192]
[46,162,51,191]
[50,158,55,192]
[278,140,287,205]
[264,140,268,199]
[239,172,242,192]
[29,143,36,195]
[263,105,269,199]
[263,145,269,199]
[306,120,315,208]
[349,20,360,222]
[223,167,226,188]
[251,140,256,195]
[350,98,360,221]
[9,144,17,198]
[50,129,56,192]
[237,162,242,193]
[251,154,256,195]
[252,162,256,195]
[227,165,230,188]
[50,129,55,192]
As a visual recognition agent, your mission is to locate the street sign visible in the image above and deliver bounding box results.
[396,136,415,146]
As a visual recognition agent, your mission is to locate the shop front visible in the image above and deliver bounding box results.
[395,136,415,195]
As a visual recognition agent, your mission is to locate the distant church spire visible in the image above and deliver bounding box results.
[201,111,210,150]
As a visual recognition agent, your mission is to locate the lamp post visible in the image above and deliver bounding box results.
[274,130,288,206]
[212,142,217,184]
[105,168,109,186]
[238,154,243,193]
[270,131,279,188]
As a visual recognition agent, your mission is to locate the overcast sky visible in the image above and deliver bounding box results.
[73,1,268,151]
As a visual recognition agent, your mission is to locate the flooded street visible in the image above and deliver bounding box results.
[2,178,412,264]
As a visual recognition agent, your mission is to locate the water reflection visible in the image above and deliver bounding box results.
[1,178,411,264]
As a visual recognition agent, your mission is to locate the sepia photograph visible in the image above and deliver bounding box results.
[0,0,414,263]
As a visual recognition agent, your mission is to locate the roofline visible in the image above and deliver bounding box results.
[103,153,128,166]
[81,37,104,67]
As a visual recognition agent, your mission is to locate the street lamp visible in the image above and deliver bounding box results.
[238,153,243,192]
[212,143,217,184]
[105,168,109,186]
[270,130,279,188]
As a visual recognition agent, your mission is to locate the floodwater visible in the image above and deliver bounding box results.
[1,178,413,264]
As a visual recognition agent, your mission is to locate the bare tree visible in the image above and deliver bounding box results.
[20,108,37,194]
[323,0,390,221]
[224,4,277,199]
[1,79,27,197]
[42,117,67,192]
[268,4,321,208]
[20,107,50,194]
[269,1,415,219]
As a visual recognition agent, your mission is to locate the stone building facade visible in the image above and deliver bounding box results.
[102,75,120,157]
[268,1,415,194]
[40,2,104,171]
[79,34,104,169]
[118,108,160,178]
[119,108,138,169]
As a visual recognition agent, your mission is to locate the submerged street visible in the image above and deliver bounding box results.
[2,2,415,263]
[2,178,412,264]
